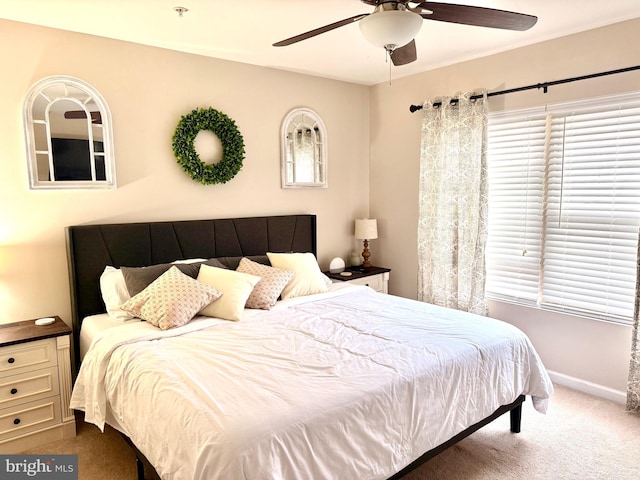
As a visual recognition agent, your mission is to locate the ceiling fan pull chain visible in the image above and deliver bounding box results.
[383,47,393,85]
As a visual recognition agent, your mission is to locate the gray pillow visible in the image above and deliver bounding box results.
[122,258,228,297]
[213,255,270,270]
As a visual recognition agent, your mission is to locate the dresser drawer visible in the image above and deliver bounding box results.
[346,273,384,292]
[0,338,57,377]
[0,396,61,442]
[0,367,59,409]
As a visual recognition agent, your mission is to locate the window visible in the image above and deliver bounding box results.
[486,92,640,325]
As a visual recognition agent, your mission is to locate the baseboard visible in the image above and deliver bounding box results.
[547,370,626,405]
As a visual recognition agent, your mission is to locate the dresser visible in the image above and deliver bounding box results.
[0,317,75,453]
[324,266,391,294]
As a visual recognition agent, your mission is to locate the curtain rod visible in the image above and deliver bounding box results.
[409,65,640,113]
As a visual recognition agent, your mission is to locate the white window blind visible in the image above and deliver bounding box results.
[486,93,640,324]
[486,111,546,303]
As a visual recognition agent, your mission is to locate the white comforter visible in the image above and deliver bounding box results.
[71,285,553,480]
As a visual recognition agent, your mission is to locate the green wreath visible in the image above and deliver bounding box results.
[172,107,245,185]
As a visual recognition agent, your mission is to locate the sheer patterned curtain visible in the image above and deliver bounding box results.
[417,92,488,315]
[627,231,640,412]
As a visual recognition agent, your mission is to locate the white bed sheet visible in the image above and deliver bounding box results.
[79,314,142,360]
[71,285,553,480]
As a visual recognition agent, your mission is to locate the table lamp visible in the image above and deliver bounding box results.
[354,218,378,269]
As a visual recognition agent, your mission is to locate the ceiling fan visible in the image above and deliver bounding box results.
[273,1,537,66]
[64,110,102,124]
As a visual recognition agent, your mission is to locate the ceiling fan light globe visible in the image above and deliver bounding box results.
[359,9,422,49]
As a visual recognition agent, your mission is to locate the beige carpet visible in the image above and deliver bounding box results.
[21,385,640,479]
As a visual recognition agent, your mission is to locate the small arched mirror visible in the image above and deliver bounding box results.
[23,75,116,190]
[281,107,327,189]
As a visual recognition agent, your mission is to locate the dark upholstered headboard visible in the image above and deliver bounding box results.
[66,214,317,363]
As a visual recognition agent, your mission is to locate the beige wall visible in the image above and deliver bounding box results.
[369,18,640,397]
[0,19,370,326]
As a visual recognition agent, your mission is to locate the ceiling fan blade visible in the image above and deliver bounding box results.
[391,40,417,66]
[416,2,537,31]
[64,110,102,124]
[273,14,368,47]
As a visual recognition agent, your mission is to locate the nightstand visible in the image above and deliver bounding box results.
[324,266,391,294]
[0,316,76,453]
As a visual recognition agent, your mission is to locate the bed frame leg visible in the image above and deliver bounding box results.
[136,456,145,480]
[510,401,523,433]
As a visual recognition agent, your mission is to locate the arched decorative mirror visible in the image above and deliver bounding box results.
[281,107,327,189]
[22,75,116,190]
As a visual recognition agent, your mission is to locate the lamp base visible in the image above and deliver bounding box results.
[361,239,373,269]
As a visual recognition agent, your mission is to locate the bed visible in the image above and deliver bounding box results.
[66,214,553,480]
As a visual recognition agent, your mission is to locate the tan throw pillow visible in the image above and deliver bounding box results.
[266,252,329,299]
[236,257,294,309]
[197,265,260,321]
[120,266,222,330]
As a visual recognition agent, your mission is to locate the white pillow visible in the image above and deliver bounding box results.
[120,266,222,330]
[197,265,260,321]
[99,266,135,321]
[266,252,329,299]
[172,258,207,264]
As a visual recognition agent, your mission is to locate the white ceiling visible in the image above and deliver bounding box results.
[1,0,638,86]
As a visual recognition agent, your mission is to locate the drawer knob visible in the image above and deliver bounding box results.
[8,357,15,364]
[10,388,18,395]
[13,418,21,425]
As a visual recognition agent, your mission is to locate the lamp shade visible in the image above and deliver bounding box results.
[359,9,422,50]
[355,219,378,240]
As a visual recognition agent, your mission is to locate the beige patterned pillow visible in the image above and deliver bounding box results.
[120,266,222,330]
[237,257,294,309]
